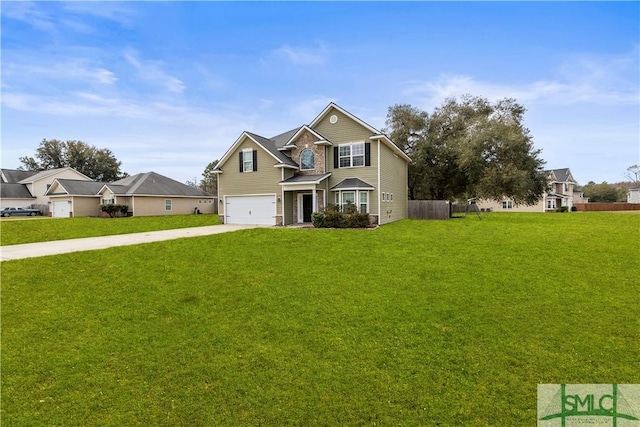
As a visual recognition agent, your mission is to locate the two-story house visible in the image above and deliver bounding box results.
[477,168,579,212]
[213,103,410,226]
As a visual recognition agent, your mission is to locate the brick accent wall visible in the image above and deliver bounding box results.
[290,130,325,175]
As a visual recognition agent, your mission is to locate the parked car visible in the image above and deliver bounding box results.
[1,207,41,217]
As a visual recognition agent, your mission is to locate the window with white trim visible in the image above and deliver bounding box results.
[300,149,315,170]
[338,142,365,168]
[242,148,254,172]
[341,191,355,212]
[359,192,368,213]
[547,199,555,210]
[335,190,370,213]
[502,200,513,209]
[165,199,172,211]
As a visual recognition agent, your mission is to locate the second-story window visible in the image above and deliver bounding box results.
[300,149,314,170]
[338,142,364,168]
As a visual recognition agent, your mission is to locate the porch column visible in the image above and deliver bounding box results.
[312,189,317,212]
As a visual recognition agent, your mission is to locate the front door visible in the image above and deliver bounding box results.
[302,194,313,223]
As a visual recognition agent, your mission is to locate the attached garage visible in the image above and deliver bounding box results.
[225,195,276,225]
[52,200,71,218]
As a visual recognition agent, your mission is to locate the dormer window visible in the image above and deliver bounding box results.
[300,149,315,170]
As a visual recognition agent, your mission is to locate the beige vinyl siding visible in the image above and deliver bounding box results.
[313,109,373,144]
[131,196,215,216]
[29,169,91,205]
[71,196,101,217]
[476,199,545,213]
[218,136,283,216]
[315,108,380,215]
[378,142,408,224]
[327,149,379,216]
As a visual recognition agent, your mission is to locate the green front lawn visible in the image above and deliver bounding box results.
[0,214,219,246]
[2,213,638,425]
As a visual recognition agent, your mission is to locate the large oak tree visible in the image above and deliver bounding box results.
[384,95,548,204]
[20,139,127,181]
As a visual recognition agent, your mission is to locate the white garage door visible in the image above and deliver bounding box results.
[52,201,71,218]
[225,195,276,225]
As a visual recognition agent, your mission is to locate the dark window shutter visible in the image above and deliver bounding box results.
[253,149,258,171]
[334,147,339,169]
[365,143,371,166]
[239,152,244,173]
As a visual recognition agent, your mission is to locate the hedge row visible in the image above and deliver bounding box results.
[311,203,370,228]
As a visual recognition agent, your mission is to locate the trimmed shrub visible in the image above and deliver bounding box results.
[312,203,370,229]
[311,212,326,228]
[324,210,345,228]
[100,204,129,218]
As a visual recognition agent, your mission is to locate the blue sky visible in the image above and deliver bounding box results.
[2,1,638,185]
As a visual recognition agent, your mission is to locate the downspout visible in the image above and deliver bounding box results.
[377,140,381,225]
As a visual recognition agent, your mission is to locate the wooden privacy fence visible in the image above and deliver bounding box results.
[408,200,451,220]
[573,203,640,212]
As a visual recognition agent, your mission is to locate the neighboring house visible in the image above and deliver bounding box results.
[573,186,589,204]
[0,167,91,210]
[628,188,640,203]
[46,171,216,217]
[1,169,38,184]
[477,168,579,212]
[0,183,37,208]
[213,102,410,226]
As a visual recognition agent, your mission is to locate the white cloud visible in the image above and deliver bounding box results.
[123,50,186,93]
[269,42,328,66]
[1,1,136,35]
[62,2,136,26]
[1,1,57,34]
[403,50,639,110]
[2,58,117,86]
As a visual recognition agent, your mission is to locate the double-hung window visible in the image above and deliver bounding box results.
[165,199,172,211]
[341,191,355,212]
[338,142,365,168]
[359,192,368,213]
[502,200,513,209]
[242,149,254,172]
[335,190,369,213]
[547,199,555,210]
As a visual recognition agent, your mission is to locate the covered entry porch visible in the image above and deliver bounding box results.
[280,173,331,225]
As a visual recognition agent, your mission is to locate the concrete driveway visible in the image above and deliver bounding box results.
[0,224,264,261]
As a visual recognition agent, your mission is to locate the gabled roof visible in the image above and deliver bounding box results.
[215,102,410,171]
[103,172,213,197]
[330,178,375,191]
[0,183,35,199]
[46,179,106,196]
[215,131,299,171]
[310,103,410,162]
[547,168,575,183]
[1,169,37,183]
[309,102,379,134]
[271,127,303,149]
[245,132,299,167]
[17,167,92,184]
[279,125,331,149]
